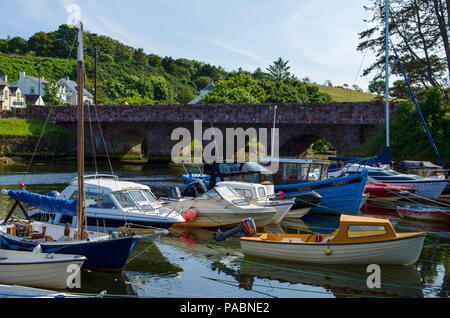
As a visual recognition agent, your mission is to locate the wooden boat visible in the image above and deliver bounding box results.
[397,204,450,223]
[240,214,425,265]
[0,249,86,290]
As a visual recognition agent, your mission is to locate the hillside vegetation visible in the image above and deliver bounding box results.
[317,85,378,102]
[0,24,387,105]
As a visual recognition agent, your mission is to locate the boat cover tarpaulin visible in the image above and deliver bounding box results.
[7,190,77,216]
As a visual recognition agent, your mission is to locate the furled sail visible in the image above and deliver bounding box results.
[7,190,77,216]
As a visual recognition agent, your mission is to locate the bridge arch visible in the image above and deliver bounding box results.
[110,129,146,159]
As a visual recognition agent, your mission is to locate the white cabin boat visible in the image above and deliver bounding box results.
[215,181,295,223]
[163,185,277,228]
[0,249,86,290]
[329,164,448,199]
[29,174,185,229]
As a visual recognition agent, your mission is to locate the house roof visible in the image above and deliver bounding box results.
[0,79,10,87]
[9,87,20,93]
[24,75,48,85]
[25,94,41,104]
[57,77,93,98]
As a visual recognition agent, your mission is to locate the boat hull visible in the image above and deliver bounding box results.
[369,180,447,199]
[240,235,425,265]
[274,171,368,215]
[179,211,276,228]
[397,206,450,223]
[0,231,139,273]
[0,250,86,290]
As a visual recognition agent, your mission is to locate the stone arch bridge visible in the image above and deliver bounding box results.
[9,102,391,159]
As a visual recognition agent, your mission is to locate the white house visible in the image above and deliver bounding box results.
[12,72,48,97]
[55,76,94,105]
[188,81,215,104]
[0,75,26,110]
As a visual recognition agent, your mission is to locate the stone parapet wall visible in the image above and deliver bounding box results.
[0,102,392,125]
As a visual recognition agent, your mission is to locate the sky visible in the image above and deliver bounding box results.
[0,0,377,90]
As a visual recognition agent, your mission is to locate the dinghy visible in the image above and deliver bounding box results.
[0,249,86,290]
[397,205,450,223]
[240,214,425,265]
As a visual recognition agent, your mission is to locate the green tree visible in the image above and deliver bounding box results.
[28,32,54,57]
[266,57,291,81]
[42,83,63,105]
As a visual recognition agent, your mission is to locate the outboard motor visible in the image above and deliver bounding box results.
[181,180,207,198]
[212,218,257,242]
[167,187,181,200]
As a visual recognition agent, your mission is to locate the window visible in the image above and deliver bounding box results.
[348,225,387,238]
[235,189,253,199]
[112,192,134,208]
[30,87,35,94]
[308,164,323,182]
[70,191,117,209]
[283,164,299,180]
[257,187,266,197]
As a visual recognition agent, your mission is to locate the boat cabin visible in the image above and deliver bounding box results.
[258,157,330,185]
[30,175,164,227]
[216,181,275,201]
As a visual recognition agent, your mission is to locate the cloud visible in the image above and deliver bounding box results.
[211,40,270,65]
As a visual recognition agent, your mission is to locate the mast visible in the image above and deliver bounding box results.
[385,0,390,158]
[76,22,86,240]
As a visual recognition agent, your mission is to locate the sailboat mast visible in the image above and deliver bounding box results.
[76,22,86,240]
[385,0,390,153]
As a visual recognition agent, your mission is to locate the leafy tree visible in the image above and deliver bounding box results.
[8,37,28,54]
[358,0,450,99]
[368,79,386,96]
[266,57,291,81]
[28,32,54,57]
[42,83,63,105]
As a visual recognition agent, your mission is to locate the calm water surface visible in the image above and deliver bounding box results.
[0,161,448,298]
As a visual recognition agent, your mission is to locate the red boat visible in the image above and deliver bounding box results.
[364,179,416,201]
[397,205,450,223]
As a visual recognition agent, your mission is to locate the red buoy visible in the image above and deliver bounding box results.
[19,183,25,189]
[182,209,198,222]
[277,191,285,198]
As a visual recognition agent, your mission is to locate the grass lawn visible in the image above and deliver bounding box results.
[318,85,379,102]
[0,118,71,137]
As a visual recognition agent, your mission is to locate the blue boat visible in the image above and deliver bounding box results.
[181,160,368,215]
[0,189,140,273]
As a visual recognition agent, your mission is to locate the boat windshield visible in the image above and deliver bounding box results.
[113,189,162,211]
[215,186,240,199]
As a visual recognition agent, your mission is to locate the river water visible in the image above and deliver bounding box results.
[0,161,448,298]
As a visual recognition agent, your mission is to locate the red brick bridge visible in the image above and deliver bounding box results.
[4,102,391,158]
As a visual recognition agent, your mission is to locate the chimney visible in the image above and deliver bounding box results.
[19,72,25,80]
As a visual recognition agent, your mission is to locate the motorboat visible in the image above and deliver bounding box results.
[397,204,450,223]
[329,164,448,199]
[29,174,186,229]
[212,181,295,223]
[240,214,425,265]
[0,248,86,290]
[182,160,367,215]
[162,184,277,228]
